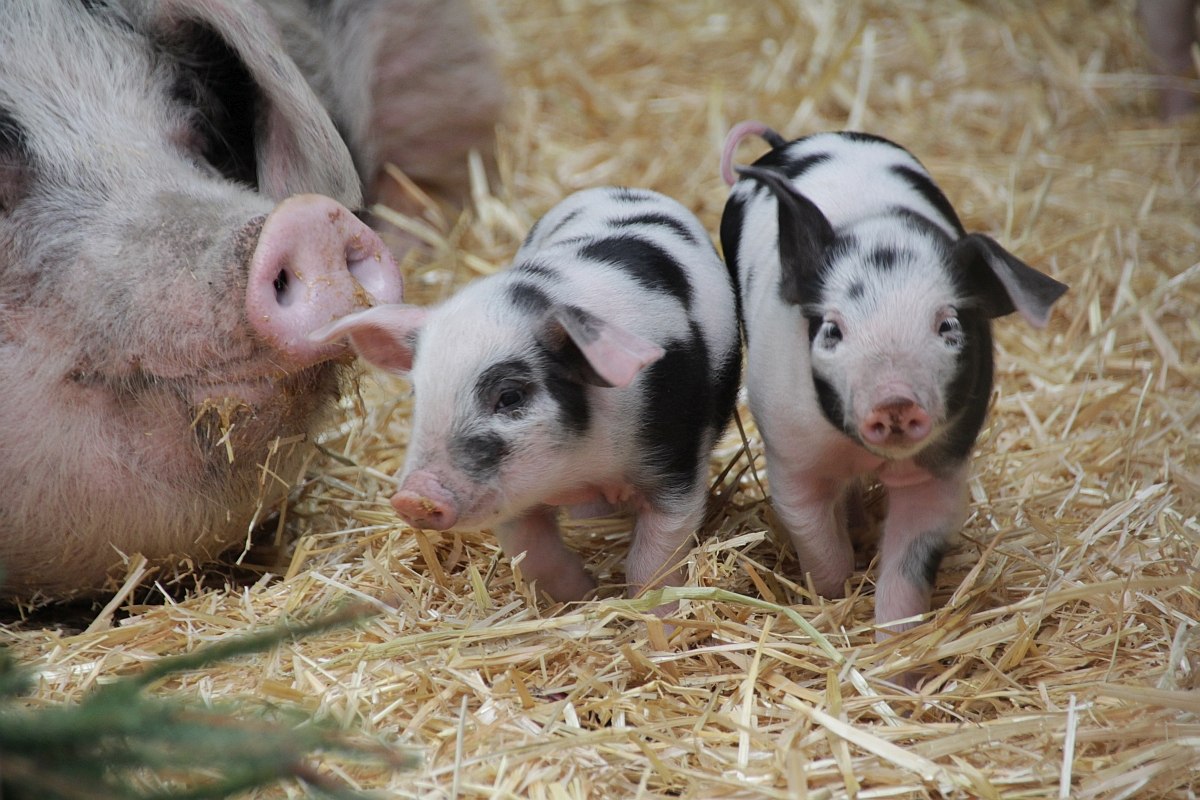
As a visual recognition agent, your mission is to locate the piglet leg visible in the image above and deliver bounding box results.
[625,483,707,618]
[494,506,597,603]
[767,451,856,599]
[873,465,969,641]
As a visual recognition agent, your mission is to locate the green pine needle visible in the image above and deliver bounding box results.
[0,605,416,799]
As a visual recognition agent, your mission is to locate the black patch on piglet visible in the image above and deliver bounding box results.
[164,21,261,189]
[719,194,748,327]
[637,322,712,500]
[811,370,851,438]
[900,532,951,589]
[474,360,534,409]
[0,107,32,213]
[915,309,994,474]
[578,236,693,307]
[889,165,966,237]
[507,281,552,316]
[611,212,699,245]
[450,431,509,480]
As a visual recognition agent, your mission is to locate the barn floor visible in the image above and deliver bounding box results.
[4,1,1199,797]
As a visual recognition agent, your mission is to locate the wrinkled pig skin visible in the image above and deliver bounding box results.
[0,0,502,600]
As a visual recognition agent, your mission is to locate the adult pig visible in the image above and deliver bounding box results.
[0,0,501,599]
[720,123,1068,641]
[313,187,741,610]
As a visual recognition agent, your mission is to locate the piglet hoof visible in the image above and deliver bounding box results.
[536,569,597,605]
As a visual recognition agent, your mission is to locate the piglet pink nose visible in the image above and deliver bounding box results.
[245,194,404,367]
[390,473,459,531]
[860,397,932,446]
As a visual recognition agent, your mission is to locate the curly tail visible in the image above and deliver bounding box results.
[719,120,788,186]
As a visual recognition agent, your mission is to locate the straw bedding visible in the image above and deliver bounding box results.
[4,0,1198,797]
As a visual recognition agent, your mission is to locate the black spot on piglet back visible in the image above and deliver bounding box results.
[611,212,699,245]
[889,165,966,237]
[578,237,693,307]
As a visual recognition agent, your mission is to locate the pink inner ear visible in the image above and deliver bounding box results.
[308,304,427,372]
[560,313,666,389]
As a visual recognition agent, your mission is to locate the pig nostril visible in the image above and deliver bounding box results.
[273,269,293,306]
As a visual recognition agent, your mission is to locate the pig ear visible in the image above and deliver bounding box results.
[155,1,364,206]
[953,234,1069,328]
[308,304,428,372]
[539,304,665,388]
[735,165,834,305]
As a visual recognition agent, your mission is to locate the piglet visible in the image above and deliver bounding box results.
[314,187,741,610]
[719,123,1068,641]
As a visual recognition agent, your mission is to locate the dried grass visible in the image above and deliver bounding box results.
[4,0,1199,797]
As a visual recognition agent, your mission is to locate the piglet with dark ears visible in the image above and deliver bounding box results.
[719,121,1068,651]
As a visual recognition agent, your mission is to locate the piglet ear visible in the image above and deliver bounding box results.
[953,234,1069,328]
[540,304,665,388]
[735,164,834,305]
[308,304,429,372]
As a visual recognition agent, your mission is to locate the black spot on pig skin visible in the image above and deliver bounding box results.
[474,359,534,409]
[0,106,28,156]
[754,148,831,182]
[512,260,560,282]
[867,247,900,271]
[637,322,712,500]
[900,531,951,589]
[611,188,657,204]
[712,336,742,433]
[578,236,692,307]
[533,340,591,438]
[811,370,851,439]
[611,212,699,245]
[719,194,747,327]
[544,208,584,241]
[889,165,965,237]
[164,21,261,188]
[916,310,994,474]
[0,107,32,213]
[507,281,552,316]
[450,431,509,480]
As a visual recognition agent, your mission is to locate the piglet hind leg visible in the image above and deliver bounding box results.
[494,507,597,604]
[873,465,969,643]
[768,457,856,600]
[624,483,708,619]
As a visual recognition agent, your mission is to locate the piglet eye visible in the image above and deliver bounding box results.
[819,319,843,348]
[939,316,963,346]
[493,381,528,414]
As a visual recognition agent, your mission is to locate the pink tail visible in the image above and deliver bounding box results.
[720,120,787,186]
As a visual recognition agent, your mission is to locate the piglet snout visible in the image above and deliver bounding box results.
[245,194,404,367]
[391,472,460,530]
[860,396,932,447]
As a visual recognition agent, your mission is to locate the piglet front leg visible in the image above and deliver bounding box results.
[494,507,597,603]
[766,450,856,600]
[873,464,969,641]
[624,481,709,618]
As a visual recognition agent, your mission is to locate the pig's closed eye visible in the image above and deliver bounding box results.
[493,381,530,415]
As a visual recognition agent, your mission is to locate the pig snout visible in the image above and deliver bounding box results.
[860,396,932,448]
[391,471,461,530]
[245,194,404,366]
